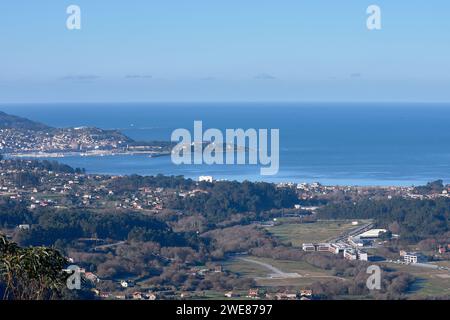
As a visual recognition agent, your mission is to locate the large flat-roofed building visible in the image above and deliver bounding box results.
[302,243,316,252]
[302,243,330,252]
[344,249,368,261]
[316,243,330,252]
[328,243,352,254]
[358,229,387,239]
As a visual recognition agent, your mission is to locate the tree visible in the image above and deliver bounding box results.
[388,221,401,234]
[1,233,69,300]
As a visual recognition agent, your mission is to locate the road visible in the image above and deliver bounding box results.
[326,221,374,243]
[93,241,126,251]
[237,257,302,279]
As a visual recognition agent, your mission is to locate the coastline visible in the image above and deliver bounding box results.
[3,104,450,188]
[6,150,171,158]
[3,153,433,188]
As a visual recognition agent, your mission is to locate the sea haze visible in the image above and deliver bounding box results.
[2,102,450,186]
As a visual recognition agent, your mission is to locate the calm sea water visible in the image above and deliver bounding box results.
[2,102,450,186]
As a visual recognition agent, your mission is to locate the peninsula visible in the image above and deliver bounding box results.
[0,111,173,157]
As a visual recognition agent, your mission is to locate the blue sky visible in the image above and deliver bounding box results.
[1,1,449,103]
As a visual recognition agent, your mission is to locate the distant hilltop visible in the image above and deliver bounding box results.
[0,110,172,156]
[0,111,51,131]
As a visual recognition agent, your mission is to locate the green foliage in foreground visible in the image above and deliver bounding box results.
[0,233,68,300]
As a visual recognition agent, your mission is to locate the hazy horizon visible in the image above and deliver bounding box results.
[3,101,450,106]
[1,1,450,103]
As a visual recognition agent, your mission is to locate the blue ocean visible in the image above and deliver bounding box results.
[2,102,450,186]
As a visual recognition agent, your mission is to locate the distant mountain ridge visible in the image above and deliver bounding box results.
[0,110,129,138]
[0,111,51,131]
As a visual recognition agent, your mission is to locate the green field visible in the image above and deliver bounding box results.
[223,258,269,278]
[382,262,450,297]
[221,219,371,289]
[223,256,344,289]
[266,219,371,246]
[433,261,450,268]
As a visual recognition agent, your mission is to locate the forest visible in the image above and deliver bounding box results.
[319,197,450,242]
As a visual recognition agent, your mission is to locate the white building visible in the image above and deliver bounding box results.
[358,251,368,261]
[316,243,330,252]
[302,243,330,252]
[328,243,352,254]
[403,252,426,264]
[199,176,214,183]
[348,236,365,247]
[358,229,387,239]
[344,249,368,261]
[344,249,358,260]
[302,243,316,252]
